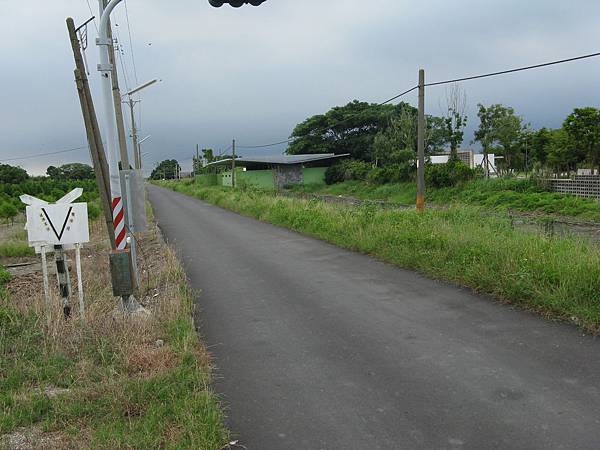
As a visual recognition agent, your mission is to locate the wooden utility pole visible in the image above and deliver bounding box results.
[416,69,425,212]
[232,138,236,188]
[103,0,130,170]
[196,144,200,175]
[67,17,116,249]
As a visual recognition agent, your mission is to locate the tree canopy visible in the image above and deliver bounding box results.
[47,163,95,180]
[151,160,181,180]
[563,107,600,174]
[0,164,29,184]
[287,100,447,163]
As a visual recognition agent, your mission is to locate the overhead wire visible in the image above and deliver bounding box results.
[426,51,600,87]
[237,86,420,149]
[123,0,139,85]
[0,146,90,163]
[84,0,98,32]
[235,51,600,151]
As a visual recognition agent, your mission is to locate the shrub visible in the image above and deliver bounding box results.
[325,160,372,185]
[367,163,414,185]
[87,202,101,221]
[0,266,10,285]
[425,160,475,188]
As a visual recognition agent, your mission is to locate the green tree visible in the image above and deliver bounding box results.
[530,127,552,168]
[0,202,18,225]
[372,109,416,166]
[288,100,399,161]
[47,163,94,180]
[494,113,526,174]
[289,100,445,164]
[563,107,600,175]
[443,84,468,161]
[0,164,29,184]
[474,104,524,175]
[151,160,180,180]
[546,128,578,175]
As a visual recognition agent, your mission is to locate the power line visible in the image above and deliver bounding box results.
[426,51,600,87]
[84,0,98,32]
[237,85,419,149]
[378,85,419,106]
[237,139,293,149]
[0,146,89,163]
[123,0,139,85]
[235,51,600,150]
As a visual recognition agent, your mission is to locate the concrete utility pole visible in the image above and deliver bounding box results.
[232,138,236,188]
[128,97,140,169]
[103,0,130,170]
[416,69,426,213]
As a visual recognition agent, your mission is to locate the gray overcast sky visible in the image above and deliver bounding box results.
[1,0,599,175]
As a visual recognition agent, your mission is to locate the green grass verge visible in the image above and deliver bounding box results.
[157,180,600,333]
[0,248,228,448]
[290,178,600,221]
[0,240,35,258]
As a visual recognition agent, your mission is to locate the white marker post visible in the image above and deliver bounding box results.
[21,189,91,324]
[40,245,51,327]
[75,243,85,322]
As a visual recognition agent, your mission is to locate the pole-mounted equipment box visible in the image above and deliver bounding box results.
[109,249,137,296]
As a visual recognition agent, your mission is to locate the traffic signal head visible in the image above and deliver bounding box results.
[209,0,267,7]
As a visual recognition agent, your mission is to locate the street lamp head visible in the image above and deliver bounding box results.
[209,0,267,7]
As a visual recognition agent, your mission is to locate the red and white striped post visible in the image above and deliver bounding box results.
[111,197,126,249]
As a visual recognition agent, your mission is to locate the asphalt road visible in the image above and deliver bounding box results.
[148,185,600,450]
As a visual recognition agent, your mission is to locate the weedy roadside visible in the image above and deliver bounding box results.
[0,208,229,449]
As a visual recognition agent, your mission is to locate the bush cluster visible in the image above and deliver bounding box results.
[425,160,476,188]
[325,159,415,185]
[0,178,100,224]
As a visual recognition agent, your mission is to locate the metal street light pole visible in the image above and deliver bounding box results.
[138,136,151,169]
[97,0,126,249]
[125,79,158,170]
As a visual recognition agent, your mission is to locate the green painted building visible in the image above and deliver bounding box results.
[199,153,349,189]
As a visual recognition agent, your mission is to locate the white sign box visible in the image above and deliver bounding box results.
[26,202,90,246]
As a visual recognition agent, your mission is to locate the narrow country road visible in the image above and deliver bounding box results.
[148,185,600,450]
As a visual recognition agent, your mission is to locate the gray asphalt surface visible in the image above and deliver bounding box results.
[148,185,600,450]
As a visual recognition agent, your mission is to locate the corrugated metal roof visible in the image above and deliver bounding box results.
[207,153,350,167]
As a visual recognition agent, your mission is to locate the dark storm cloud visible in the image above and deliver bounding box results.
[0,0,599,174]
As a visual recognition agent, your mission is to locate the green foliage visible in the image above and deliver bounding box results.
[0,241,34,258]
[563,107,600,173]
[0,164,29,184]
[474,103,527,174]
[151,160,181,180]
[87,202,101,221]
[1,269,228,449]
[325,160,371,184]
[161,183,600,332]
[0,266,10,286]
[288,100,446,163]
[425,160,475,188]
[326,157,415,186]
[46,163,95,181]
[0,202,18,224]
[367,163,413,185]
[290,177,600,221]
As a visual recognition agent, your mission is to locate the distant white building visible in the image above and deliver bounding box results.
[430,149,497,175]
